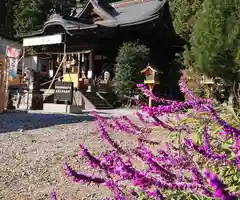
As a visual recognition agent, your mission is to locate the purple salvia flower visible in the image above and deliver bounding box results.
[51,190,57,200]
[203,105,240,168]
[191,168,205,185]
[103,153,201,192]
[121,115,151,135]
[138,138,161,146]
[150,114,187,132]
[64,162,105,184]
[104,181,127,200]
[111,118,138,134]
[135,147,176,182]
[178,75,213,104]
[92,112,126,154]
[121,116,141,131]
[79,144,101,169]
[148,189,165,200]
[203,127,211,151]
[79,144,112,178]
[136,83,176,104]
[151,115,177,132]
[140,99,210,117]
[179,76,195,100]
[204,170,237,200]
[136,111,146,123]
[129,189,139,198]
[184,139,230,163]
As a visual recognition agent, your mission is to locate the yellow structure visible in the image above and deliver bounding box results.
[63,73,79,88]
[141,64,162,107]
[200,75,215,98]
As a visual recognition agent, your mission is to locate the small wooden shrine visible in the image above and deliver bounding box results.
[200,75,215,98]
[141,64,162,107]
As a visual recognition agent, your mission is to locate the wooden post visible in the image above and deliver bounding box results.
[0,55,7,111]
[204,85,209,98]
[63,43,67,73]
[87,51,93,92]
[148,83,155,107]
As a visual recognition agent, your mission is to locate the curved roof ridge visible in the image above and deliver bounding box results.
[76,0,117,20]
[110,0,158,8]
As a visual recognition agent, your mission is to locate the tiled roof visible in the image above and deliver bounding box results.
[21,0,167,37]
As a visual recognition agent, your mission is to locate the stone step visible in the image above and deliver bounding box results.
[82,92,112,109]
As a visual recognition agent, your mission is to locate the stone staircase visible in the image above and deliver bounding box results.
[41,89,113,110]
[82,91,113,110]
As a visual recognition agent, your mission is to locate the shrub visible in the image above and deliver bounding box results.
[52,76,240,200]
[113,42,150,99]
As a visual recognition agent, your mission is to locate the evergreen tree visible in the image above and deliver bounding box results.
[113,42,150,97]
[13,0,54,36]
[0,0,7,34]
[0,0,15,37]
[183,0,240,84]
[169,0,204,41]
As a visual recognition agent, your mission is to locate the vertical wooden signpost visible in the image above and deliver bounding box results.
[141,64,162,107]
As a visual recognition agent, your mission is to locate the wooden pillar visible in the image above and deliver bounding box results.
[63,43,67,74]
[87,51,93,92]
[89,51,93,76]
[0,56,7,111]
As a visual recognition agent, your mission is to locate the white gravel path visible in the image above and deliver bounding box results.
[0,108,162,200]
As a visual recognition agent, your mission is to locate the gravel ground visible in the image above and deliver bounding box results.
[0,109,167,200]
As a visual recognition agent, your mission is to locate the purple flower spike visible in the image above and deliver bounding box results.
[51,190,57,200]
[204,170,237,200]
[179,76,195,100]
[191,168,205,185]
[79,144,101,168]
[203,127,211,151]
[104,181,127,200]
[64,162,105,184]
[148,189,165,200]
[136,83,176,104]
[130,189,138,197]
[92,112,126,154]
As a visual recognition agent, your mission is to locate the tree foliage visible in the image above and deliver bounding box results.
[13,0,55,36]
[169,0,240,90]
[113,42,150,97]
[183,0,240,84]
[0,0,16,37]
[169,0,204,41]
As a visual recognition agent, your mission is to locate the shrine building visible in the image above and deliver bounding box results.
[19,0,184,110]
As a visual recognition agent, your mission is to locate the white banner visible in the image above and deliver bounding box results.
[6,47,20,78]
[23,34,63,47]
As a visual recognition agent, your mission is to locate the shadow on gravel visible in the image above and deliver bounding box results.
[0,112,110,133]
